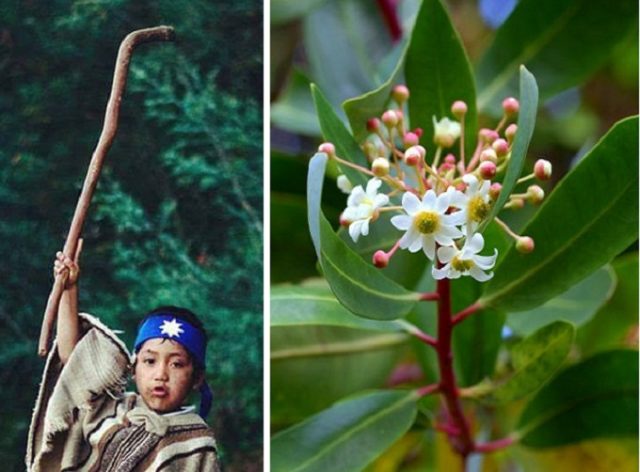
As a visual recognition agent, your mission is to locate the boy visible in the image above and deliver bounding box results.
[26,245,220,471]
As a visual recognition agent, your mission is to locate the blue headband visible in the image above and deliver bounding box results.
[134,314,212,418]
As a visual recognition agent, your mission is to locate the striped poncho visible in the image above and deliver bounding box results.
[26,314,220,471]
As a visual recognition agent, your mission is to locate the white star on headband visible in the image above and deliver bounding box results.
[160,318,184,338]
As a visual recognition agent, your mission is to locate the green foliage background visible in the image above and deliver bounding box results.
[0,1,263,470]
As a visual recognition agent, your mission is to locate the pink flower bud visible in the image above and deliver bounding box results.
[451,100,468,118]
[403,132,419,147]
[392,85,410,103]
[413,128,424,138]
[527,185,545,205]
[479,128,499,144]
[492,138,509,157]
[318,142,335,157]
[502,97,520,116]
[534,159,552,181]
[516,236,535,254]
[505,124,518,143]
[372,157,390,176]
[444,154,456,165]
[367,118,381,132]
[479,161,497,179]
[489,182,502,200]
[382,110,399,128]
[403,146,423,166]
[480,148,498,163]
[339,212,351,227]
[372,250,389,268]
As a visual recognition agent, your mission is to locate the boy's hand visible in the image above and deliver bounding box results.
[53,239,83,289]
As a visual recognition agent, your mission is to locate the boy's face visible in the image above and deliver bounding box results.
[134,338,200,413]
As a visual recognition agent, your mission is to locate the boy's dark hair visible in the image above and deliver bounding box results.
[138,306,208,377]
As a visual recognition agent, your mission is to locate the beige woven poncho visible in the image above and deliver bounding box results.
[26,313,220,471]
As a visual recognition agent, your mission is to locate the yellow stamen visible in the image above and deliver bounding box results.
[414,211,440,234]
[452,256,474,272]
[468,196,490,223]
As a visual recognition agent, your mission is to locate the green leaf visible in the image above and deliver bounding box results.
[307,153,420,320]
[482,116,639,312]
[271,0,327,25]
[480,66,538,232]
[343,45,408,143]
[507,266,615,335]
[271,283,407,332]
[480,321,575,404]
[477,0,639,114]
[311,85,369,185]
[405,0,477,159]
[271,390,419,472]
[578,253,639,356]
[518,350,638,447]
[272,69,321,136]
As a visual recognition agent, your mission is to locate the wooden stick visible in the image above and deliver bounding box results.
[38,26,176,357]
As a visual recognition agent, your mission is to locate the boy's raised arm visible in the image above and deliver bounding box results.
[54,239,83,364]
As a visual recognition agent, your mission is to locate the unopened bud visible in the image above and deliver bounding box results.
[392,85,410,104]
[489,182,502,200]
[479,128,499,144]
[403,132,419,147]
[318,142,336,157]
[336,175,353,194]
[505,124,518,143]
[534,159,552,180]
[492,138,509,157]
[451,100,468,118]
[373,250,390,268]
[382,110,399,128]
[502,97,520,116]
[527,185,545,205]
[479,161,497,180]
[516,236,535,254]
[480,148,498,163]
[404,146,424,166]
[433,117,461,148]
[372,157,390,176]
[444,154,456,165]
[413,128,424,138]
[367,118,381,132]
[339,212,352,227]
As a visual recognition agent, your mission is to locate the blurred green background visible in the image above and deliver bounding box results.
[0,1,262,470]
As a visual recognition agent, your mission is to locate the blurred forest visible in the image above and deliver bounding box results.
[0,1,263,470]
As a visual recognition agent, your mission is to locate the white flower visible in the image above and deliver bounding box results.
[449,174,492,236]
[433,116,461,148]
[342,178,389,242]
[432,233,498,282]
[391,190,464,260]
[337,175,353,194]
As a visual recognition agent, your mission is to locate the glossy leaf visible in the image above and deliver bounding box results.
[343,44,407,143]
[482,116,639,312]
[482,321,575,404]
[271,0,327,24]
[405,0,477,159]
[508,266,615,335]
[480,66,538,232]
[271,390,419,472]
[311,85,368,185]
[271,283,406,332]
[477,0,638,114]
[272,69,321,136]
[271,322,408,425]
[578,253,639,356]
[518,350,638,447]
[307,152,420,320]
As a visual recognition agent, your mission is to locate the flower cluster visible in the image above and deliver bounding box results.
[325,86,552,282]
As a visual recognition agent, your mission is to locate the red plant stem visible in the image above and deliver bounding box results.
[376,0,402,42]
[474,436,515,453]
[420,291,440,301]
[452,301,482,325]
[412,329,438,348]
[436,277,475,458]
[417,383,440,397]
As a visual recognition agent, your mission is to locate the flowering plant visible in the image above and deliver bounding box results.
[271,0,638,470]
